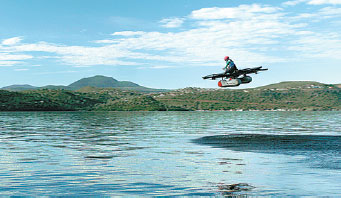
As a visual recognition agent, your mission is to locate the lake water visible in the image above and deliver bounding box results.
[0,111,340,196]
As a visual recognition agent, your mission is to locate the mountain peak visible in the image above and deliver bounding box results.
[68,75,139,89]
[93,75,117,79]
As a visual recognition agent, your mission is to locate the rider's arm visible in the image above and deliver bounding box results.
[225,60,231,69]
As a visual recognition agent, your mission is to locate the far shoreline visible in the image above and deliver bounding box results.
[0,109,340,112]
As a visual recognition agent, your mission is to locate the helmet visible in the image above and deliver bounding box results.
[224,56,229,61]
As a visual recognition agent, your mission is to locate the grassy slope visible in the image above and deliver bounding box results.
[154,83,341,111]
[0,89,100,111]
[257,81,332,89]
[95,95,167,111]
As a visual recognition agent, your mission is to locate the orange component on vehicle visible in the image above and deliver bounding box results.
[218,80,222,87]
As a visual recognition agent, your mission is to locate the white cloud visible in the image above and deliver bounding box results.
[4,42,141,66]
[308,0,341,4]
[112,31,145,36]
[282,0,308,6]
[160,18,184,28]
[190,4,280,20]
[0,61,21,66]
[1,37,22,45]
[14,68,29,71]
[138,65,175,69]
[284,0,341,5]
[0,52,32,66]
[319,7,341,16]
[290,6,341,21]
[0,53,32,61]
[292,13,318,19]
[94,39,117,44]
[288,33,341,59]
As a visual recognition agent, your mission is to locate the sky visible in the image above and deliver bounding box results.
[0,0,340,89]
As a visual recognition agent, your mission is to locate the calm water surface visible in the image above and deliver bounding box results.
[0,111,340,196]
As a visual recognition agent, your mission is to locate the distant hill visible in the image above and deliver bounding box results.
[39,85,69,90]
[68,76,168,93]
[1,84,38,91]
[68,75,140,90]
[1,75,168,93]
[257,81,334,89]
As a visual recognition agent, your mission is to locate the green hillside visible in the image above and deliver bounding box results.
[258,81,335,89]
[154,84,340,111]
[0,81,340,111]
[95,95,167,111]
[76,86,143,103]
[0,89,99,111]
[115,86,169,93]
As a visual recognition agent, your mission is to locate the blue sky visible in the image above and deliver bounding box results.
[0,0,340,89]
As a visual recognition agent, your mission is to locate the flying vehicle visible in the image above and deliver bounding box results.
[202,66,268,87]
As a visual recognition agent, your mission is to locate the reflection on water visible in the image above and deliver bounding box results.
[194,134,341,170]
[0,111,340,196]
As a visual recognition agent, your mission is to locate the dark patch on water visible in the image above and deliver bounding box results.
[193,134,341,169]
[194,134,341,152]
[85,155,115,159]
[218,183,255,194]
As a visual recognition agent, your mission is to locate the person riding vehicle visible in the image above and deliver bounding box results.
[202,56,268,87]
[223,56,237,74]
